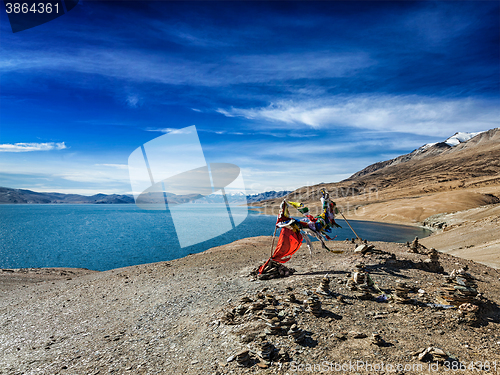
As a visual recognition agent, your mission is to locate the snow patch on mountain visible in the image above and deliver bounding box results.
[444,131,485,146]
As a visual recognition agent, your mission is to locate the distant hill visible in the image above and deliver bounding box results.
[0,187,135,204]
[245,190,291,203]
[0,187,288,204]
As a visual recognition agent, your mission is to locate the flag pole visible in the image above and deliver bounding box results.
[269,225,278,258]
[269,199,285,258]
[339,211,362,240]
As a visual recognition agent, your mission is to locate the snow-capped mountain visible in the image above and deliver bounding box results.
[444,131,485,146]
[419,131,485,151]
[348,130,488,180]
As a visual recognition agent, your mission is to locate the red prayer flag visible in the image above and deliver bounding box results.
[258,228,303,274]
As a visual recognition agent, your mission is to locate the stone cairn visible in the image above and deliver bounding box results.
[352,263,367,284]
[235,349,252,367]
[262,306,277,319]
[264,319,282,335]
[371,333,386,346]
[280,313,297,328]
[221,310,238,324]
[438,267,479,306]
[350,263,374,300]
[304,295,322,317]
[285,293,299,303]
[458,303,480,326]
[392,282,412,303]
[419,248,444,273]
[408,236,427,253]
[316,276,331,295]
[250,300,266,312]
[255,260,296,280]
[257,340,274,366]
[265,294,278,306]
[357,283,373,300]
[261,305,282,335]
[288,324,306,343]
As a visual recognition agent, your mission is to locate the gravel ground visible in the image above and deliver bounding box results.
[1,237,500,375]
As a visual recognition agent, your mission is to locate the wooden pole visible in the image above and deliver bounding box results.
[269,225,278,258]
[340,211,362,240]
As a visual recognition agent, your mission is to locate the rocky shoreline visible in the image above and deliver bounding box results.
[1,237,500,374]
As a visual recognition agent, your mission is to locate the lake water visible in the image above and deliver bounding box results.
[0,204,431,271]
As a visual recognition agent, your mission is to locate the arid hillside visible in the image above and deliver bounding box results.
[252,128,500,225]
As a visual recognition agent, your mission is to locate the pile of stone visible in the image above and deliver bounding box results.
[280,313,297,328]
[258,341,274,362]
[250,301,266,312]
[288,324,306,343]
[419,248,444,273]
[262,307,277,320]
[416,347,449,362]
[285,293,299,303]
[265,294,278,306]
[408,237,427,253]
[346,278,357,291]
[316,276,331,295]
[457,303,480,326]
[438,267,479,306]
[371,333,386,346]
[392,282,412,304]
[352,263,367,284]
[264,319,282,335]
[349,263,376,299]
[235,304,247,315]
[254,260,296,280]
[356,283,373,300]
[235,349,253,367]
[304,295,322,316]
[354,243,375,254]
[221,310,239,324]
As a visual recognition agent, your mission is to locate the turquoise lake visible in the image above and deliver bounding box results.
[0,204,432,271]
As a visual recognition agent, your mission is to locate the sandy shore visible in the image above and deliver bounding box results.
[2,237,500,374]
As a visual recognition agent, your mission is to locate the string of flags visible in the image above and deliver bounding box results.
[259,189,344,274]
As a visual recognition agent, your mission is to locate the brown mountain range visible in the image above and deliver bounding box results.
[253,128,500,222]
[251,127,500,268]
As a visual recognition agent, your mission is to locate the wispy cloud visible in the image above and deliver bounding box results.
[0,142,67,152]
[95,164,129,170]
[125,94,141,108]
[0,49,373,88]
[217,95,500,136]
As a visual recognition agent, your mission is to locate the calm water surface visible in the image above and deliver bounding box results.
[0,204,431,271]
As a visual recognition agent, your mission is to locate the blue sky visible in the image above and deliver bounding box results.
[0,1,499,195]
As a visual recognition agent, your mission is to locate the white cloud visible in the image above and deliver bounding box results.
[0,142,67,152]
[217,95,500,136]
[145,127,195,135]
[95,164,129,170]
[0,49,373,87]
[126,94,140,108]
